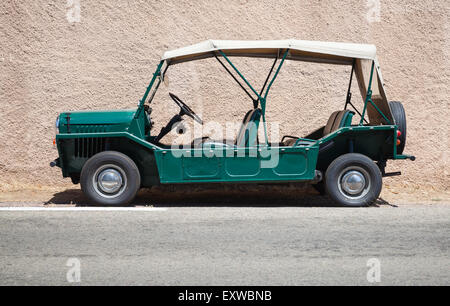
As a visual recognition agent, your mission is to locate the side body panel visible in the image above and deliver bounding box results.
[56,122,401,187]
[154,145,319,184]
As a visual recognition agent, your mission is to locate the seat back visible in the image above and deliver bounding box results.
[323,110,354,136]
[235,108,262,147]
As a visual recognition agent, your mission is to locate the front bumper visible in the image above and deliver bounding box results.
[49,158,60,168]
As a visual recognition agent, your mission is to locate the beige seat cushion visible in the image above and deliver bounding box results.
[283,138,297,146]
[331,111,348,133]
[283,110,350,147]
[323,110,340,135]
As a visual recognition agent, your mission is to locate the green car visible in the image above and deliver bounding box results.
[51,40,415,207]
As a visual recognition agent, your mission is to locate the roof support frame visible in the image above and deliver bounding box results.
[218,50,264,102]
[359,61,375,125]
[255,55,279,108]
[260,49,289,144]
[261,49,289,108]
[217,49,290,145]
[344,60,369,124]
[214,53,256,102]
[146,63,169,106]
[344,59,355,111]
[135,60,164,119]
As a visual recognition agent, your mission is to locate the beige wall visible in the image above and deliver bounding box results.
[0,0,449,193]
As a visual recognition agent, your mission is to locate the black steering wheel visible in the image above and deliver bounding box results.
[169,92,203,124]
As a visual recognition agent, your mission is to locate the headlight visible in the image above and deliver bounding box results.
[53,116,60,148]
[55,117,60,134]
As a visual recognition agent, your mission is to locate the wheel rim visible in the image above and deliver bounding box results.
[337,166,371,200]
[92,164,127,198]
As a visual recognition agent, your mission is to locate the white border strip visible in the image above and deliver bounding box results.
[0,207,167,211]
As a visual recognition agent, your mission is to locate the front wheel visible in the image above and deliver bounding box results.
[80,151,141,206]
[325,153,382,207]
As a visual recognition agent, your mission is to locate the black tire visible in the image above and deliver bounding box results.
[80,151,140,206]
[325,153,382,207]
[389,101,407,154]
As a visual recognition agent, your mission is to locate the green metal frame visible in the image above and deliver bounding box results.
[134,60,164,119]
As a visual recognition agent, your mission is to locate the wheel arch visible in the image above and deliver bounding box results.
[56,133,161,187]
[315,127,396,173]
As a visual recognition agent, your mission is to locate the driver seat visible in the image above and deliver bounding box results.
[196,108,262,148]
[235,108,262,147]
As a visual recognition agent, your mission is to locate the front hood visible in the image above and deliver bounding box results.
[59,109,136,125]
[58,109,137,133]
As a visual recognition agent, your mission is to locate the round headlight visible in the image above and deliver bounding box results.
[55,117,60,134]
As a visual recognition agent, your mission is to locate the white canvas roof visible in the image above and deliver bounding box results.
[162,39,377,64]
[162,40,393,124]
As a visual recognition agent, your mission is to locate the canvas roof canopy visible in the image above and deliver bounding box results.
[161,40,393,125]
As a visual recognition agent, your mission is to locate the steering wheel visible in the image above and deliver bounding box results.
[169,92,203,124]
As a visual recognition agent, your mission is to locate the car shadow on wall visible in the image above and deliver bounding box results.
[45,183,395,207]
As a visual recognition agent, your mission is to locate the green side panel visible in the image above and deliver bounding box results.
[183,154,221,179]
[225,155,260,176]
[274,151,308,175]
[154,145,319,184]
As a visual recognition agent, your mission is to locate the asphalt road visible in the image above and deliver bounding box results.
[0,205,449,285]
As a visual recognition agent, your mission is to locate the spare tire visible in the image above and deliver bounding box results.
[389,101,407,154]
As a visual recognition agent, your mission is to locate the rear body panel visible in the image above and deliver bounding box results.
[315,125,398,172]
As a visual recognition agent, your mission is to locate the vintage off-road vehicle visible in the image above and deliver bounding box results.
[51,40,415,206]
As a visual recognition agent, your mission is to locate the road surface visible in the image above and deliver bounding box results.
[0,204,449,285]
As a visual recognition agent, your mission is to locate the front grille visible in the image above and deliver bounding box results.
[74,138,107,158]
[70,124,109,133]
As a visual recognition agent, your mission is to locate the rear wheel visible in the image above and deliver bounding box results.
[325,153,382,207]
[80,151,140,206]
[389,101,407,154]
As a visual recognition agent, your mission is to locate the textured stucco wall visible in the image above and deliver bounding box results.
[0,0,449,194]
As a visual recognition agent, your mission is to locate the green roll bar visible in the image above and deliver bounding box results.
[218,49,289,144]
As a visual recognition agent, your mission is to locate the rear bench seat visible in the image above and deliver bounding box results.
[283,110,354,146]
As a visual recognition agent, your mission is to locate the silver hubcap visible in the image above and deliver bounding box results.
[93,164,127,198]
[341,171,366,195]
[338,166,371,199]
[98,169,122,194]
